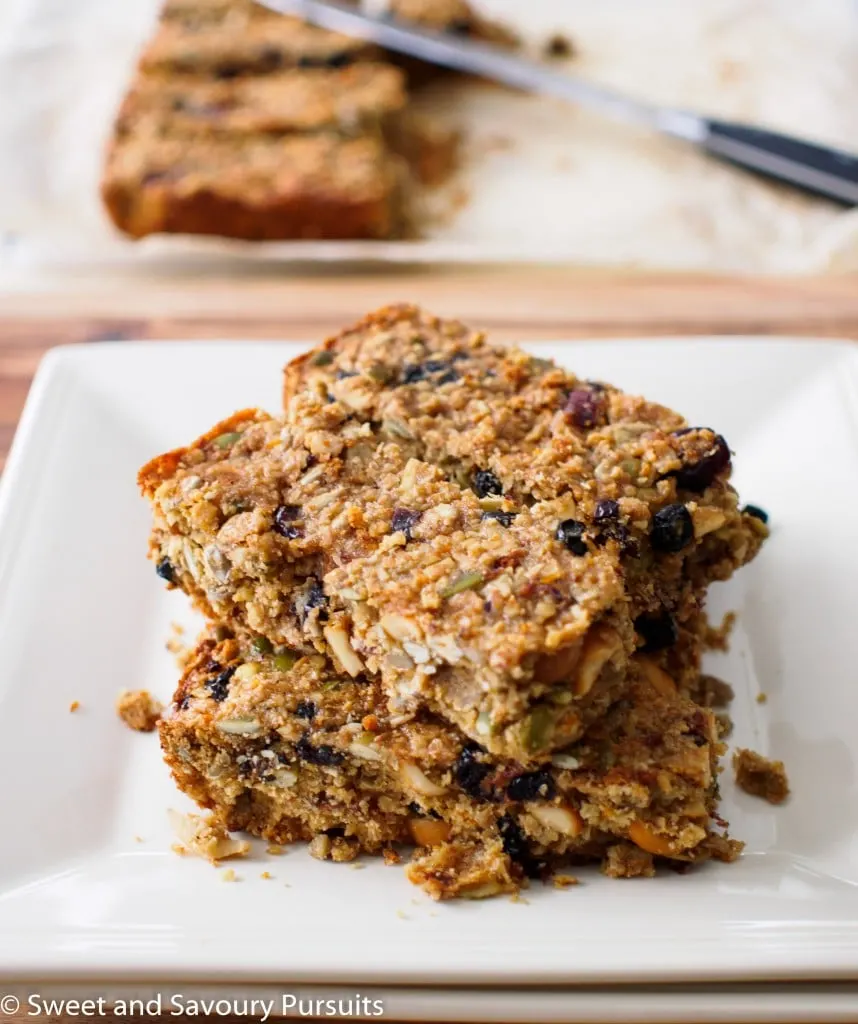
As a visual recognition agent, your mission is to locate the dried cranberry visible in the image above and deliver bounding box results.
[555,519,588,556]
[294,700,317,720]
[497,815,546,878]
[635,611,678,652]
[273,504,302,539]
[391,507,422,541]
[473,470,503,498]
[506,770,556,802]
[296,733,344,767]
[454,743,495,801]
[672,430,731,493]
[742,504,768,524]
[207,666,235,702]
[651,504,693,553]
[156,557,176,583]
[563,389,605,429]
[481,510,517,527]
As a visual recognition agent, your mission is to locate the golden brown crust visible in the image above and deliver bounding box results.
[102,133,402,241]
[138,409,265,495]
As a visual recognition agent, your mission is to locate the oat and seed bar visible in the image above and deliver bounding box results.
[283,305,768,633]
[139,15,376,78]
[323,495,632,758]
[160,633,739,899]
[102,130,402,240]
[158,0,514,46]
[139,401,634,760]
[114,64,406,139]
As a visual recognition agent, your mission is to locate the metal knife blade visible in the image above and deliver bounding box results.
[259,0,858,206]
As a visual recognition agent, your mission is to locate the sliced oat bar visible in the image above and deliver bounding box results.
[324,495,632,758]
[160,633,739,899]
[283,305,768,630]
[114,64,406,139]
[139,15,376,78]
[139,400,634,760]
[102,130,402,239]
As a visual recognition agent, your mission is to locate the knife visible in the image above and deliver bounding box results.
[260,0,858,207]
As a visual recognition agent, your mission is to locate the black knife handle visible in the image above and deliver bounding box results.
[703,119,858,206]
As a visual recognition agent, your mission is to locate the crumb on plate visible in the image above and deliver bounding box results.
[168,808,250,863]
[116,689,164,732]
[543,32,575,59]
[552,873,580,889]
[733,748,789,804]
[703,611,736,651]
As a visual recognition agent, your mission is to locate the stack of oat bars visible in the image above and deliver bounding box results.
[101,0,511,240]
[144,305,768,898]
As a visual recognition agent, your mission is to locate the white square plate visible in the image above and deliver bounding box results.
[2,337,858,991]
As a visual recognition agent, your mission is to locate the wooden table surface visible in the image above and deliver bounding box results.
[2,267,857,471]
[2,267,857,1024]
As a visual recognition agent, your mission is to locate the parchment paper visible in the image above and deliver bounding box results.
[0,0,857,276]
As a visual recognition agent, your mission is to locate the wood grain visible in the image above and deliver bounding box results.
[2,269,857,471]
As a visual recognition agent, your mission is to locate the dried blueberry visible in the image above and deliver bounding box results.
[454,743,495,801]
[555,519,588,556]
[391,507,422,541]
[672,430,731,493]
[481,510,517,528]
[563,389,605,429]
[436,369,460,385]
[213,63,242,80]
[156,557,176,583]
[407,802,441,819]
[742,504,769,524]
[299,579,328,622]
[401,359,449,385]
[273,504,302,539]
[448,17,473,34]
[257,45,284,71]
[472,469,503,498]
[506,770,556,802]
[594,499,620,522]
[296,733,344,767]
[497,815,546,878]
[207,665,235,702]
[324,50,352,68]
[650,504,693,553]
[635,611,678,652]
[294,700,317,720]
